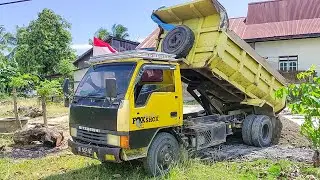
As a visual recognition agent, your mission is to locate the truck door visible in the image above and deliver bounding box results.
[129,64,183,131]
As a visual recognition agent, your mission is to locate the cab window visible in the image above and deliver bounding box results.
[134,67,175,107]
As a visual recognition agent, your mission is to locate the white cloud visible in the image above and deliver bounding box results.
[71,44,92,55]
[71,44,92,50]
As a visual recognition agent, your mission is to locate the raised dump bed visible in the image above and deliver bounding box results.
[154,0,287,113]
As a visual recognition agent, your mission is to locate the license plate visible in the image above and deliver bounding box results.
[77,146,94,156]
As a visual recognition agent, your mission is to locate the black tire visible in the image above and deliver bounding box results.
[251,115,273,147]
[161,25,195,58]
[242,115,256,146]
[271,116,283,145]
[143,132,180,176]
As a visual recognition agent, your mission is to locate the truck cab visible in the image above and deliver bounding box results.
[68,52,185,172]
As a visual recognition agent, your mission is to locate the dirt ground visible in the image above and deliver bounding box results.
[277,116,311,148]
[1,106,313,163]
[199,115,313,163]
[0,116,70,159]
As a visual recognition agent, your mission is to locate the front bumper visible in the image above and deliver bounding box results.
[68,139,122,163]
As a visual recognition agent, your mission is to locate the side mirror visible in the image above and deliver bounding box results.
[63,78,70,95]
[105,78,117,98]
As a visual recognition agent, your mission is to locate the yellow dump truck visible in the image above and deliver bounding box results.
[65,0,287,176]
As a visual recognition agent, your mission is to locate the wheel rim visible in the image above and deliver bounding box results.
[167,31,185,51]
[168,33,182,47]
[262,124,270,140]
[156,143,175,172]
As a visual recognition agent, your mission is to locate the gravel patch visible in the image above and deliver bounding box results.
[199,143,313,163]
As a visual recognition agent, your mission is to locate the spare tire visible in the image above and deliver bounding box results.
[161,25,195,58]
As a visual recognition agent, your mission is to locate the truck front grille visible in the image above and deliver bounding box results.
[75,129,107,146]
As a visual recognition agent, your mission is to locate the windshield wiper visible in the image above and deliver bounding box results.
[73,94,104,103]
[73,92,124,104]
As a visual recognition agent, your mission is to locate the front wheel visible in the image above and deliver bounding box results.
[143,132,180,176]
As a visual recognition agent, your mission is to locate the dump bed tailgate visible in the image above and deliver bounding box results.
[154,0,286,113]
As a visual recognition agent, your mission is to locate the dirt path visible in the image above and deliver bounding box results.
[199,141,313,163]
[28,115,69,131]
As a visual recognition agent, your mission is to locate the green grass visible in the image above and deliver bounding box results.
[0,152,319,180]
[0,97,68,118]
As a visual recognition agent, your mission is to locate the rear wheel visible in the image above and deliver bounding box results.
[251,115,273,147]
[242,115,256,146]
[144,132,180,176]
[242,115,273,147]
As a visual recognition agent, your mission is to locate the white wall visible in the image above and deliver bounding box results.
[255,38,320,75]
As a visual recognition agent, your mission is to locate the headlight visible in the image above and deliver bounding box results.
[107,134,129,148]
[107,134,120,146]
[70,127,77,137]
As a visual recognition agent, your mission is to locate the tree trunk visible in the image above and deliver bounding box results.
[12,87,22,129]
[313,150,320,167]
[64,96,70,107]
[41,96,47,127]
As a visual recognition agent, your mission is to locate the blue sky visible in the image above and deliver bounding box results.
[0,0,257,55]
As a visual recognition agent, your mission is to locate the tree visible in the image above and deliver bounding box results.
[14,9,76,77]
[89,24,129,44]
[88,27,110,45]
[36,80,61,126]
[9,74,38,128]
[0,25,16,52]
[0,57,19,94]
[111,24,129,39]
[276,66,320,167]
[55,58,75,78]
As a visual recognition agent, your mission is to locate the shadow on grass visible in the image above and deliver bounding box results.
[43,160,151,180]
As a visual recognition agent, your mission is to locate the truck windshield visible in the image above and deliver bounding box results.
[75,63,135,99]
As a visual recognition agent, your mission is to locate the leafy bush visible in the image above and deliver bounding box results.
[36,80,61,97]
[276,66,320,149]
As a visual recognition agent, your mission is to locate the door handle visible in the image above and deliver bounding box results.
[170,112,177,118]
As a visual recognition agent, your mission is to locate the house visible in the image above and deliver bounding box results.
[138,0,320,82]
[74,36,140,69]
[229,0,320,81]
[73,36,140,90]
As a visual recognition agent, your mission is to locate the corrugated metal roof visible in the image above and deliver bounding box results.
[136,28,161,49]
[246,0,320,25]
[229,17,320,41]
